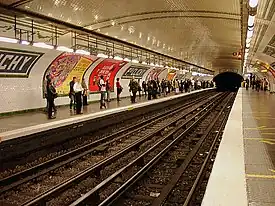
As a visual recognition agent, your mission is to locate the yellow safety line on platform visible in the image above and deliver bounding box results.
[244,138,275,141]
[127,107,134,111]
[246,174,275,179]
[245,112,270,114]
[261,133,275,135]
[255,117,275,120]
[269,169,275,173]
[245,126,275,130]
[244,138,275,145]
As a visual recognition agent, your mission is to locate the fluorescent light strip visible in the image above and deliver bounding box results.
[248,15,255,27]
[124,58,131,62]
[97,53,108,58]
[114,56,123,60]
[132,59,139,63]
[21,40,30,45]
[249,0,258,8]
[0,37,18,43]
[57,46,73,52]
[33,42,54,49]
[75,49,90,55]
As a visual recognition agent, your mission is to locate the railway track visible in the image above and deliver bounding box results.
[68,92,235,206]
[0,91,218,206]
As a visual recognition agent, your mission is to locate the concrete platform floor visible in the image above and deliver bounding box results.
[242,89,275,206]
[0,93,176,133]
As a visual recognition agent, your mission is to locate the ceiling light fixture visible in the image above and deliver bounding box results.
[248,15,255,27]
[0,36,18,43]
[247,30,254,38]
[75,49,90,55]
[97,53,108,58]
[132,59,139,63]
[124,58,131,62]
[21,40,30,45]
[114,56,123,61]
[57,46,73,52]
[249,0,258,8]
[246,38,252,44]
[33,42,54,49]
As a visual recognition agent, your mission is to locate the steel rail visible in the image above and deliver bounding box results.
[0,92,214,193]
[21,93,223,206]
[182,94,235,206]
[151,93,234,206]
[70,93,229,206]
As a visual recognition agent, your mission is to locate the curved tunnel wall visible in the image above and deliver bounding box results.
[0,42,208,114]
[213,72,244,92]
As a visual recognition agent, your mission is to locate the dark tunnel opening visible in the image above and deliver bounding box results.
[213,72,244,92]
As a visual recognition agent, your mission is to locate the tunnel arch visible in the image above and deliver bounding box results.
[213,72,243,92]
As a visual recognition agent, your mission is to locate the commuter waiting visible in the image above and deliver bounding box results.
[69,77,76,110]
[46,78,57,119]
[82,77,88,106]
[129,76,139,103]
[116,78,122,101]
[44,74,56,113]
[106,79,111,102]
[98,75,107,109]
[73,77,84,114]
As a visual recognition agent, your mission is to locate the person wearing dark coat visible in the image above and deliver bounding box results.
[46,79,57,119]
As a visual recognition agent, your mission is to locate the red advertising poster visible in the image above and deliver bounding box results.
[89,59,127,92]
[145,68,165,82]
[44,53,97,96]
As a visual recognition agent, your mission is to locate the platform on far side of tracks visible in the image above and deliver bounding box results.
[0,89,212,142]
[202,88,275,206]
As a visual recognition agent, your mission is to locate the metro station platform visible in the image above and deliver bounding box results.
[0,89,210,143]
[0,95,147,133]
[202,88,275,206]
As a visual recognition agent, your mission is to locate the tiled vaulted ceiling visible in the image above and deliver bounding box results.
[0,0,274,73]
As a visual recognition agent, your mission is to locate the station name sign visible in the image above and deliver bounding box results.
[121,66,149,79]
[0,48,43,77]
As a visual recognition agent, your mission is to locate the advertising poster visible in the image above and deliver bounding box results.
[121,66,149,79]
[166,69,176,81]
[0,47,43,77]
[145,67,165,82]
[176,74,186,80]
[89,59,127,92]
[44,53,96,96]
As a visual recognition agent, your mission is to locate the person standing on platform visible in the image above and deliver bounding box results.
[116,78,122,101]
[46,78,57,119]
[129,76,139,103]
[106,79,111,102]
[73,78,83,114]
[138,80,142,97]
[142,81,147,96]
[44,74,56,113]
[99,75,107,109]
[69,77,76,110]
[152,80,158,99]
[82,77,88,106]
[147,80,153,100]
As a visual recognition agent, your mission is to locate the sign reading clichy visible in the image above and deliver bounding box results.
[0,48,43,77]
[121,66,149,79]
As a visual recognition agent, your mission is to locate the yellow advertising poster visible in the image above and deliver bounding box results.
[44,53,96,96]
[56,57,93,94]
